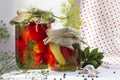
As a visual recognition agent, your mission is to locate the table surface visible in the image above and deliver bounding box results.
[1,66,120,80]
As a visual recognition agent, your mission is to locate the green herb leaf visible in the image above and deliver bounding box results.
[81,47,104,68]
[28,41,36,49]
[88,60,98,68]
[97,52,104,60]
[89,48,98,59]
[96,60,103,68]
[83,47,90,59]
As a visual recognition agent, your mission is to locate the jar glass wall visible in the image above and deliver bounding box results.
[15,22,51,69]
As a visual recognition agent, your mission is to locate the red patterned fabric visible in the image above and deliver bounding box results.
[80,0,120,68]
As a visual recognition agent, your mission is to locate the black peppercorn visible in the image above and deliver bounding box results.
[96,75,98,78]
[63,73,66,78]
[78,72,81,75]
[88,75,90,77]
[113,71,116,74]
[92,78,94,80]
[82,75,85,77]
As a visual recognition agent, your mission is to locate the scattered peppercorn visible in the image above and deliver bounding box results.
[63,73,66,78]
[84,78,87,80]
[82,75,85,77]
[78,72,81,75]
[54,78,56,80]
[92,78,94,80]
[96,75,98,78]
[88,75,90,77]
[113,71,116,74]
[47,70,49,73]
[60,78,62,80]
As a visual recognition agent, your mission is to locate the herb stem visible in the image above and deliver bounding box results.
[52,14,66,20]
[0,57,15,71]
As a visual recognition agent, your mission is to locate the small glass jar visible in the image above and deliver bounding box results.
[44,28,82,71]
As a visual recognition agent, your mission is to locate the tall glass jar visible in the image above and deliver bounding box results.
[10,8,55,69]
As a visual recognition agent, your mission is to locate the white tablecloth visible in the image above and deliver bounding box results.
[1,66,120,80]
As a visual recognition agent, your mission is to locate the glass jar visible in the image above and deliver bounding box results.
[10,8,55,69]
[44,28,82,71]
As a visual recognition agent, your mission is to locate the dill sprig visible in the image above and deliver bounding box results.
[0,51,20,76]
[60,0,82,30]
[0,20,10,41]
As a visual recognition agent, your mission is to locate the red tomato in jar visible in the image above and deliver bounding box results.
[16,38,27,51]
[21,22,50,42]
[33,53,44,66]
[60,46,74,63]
[33,40,48,54]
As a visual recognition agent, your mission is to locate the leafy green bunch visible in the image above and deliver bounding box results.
[0,20,10,41]
[81,47,104,68]
[60,0,82,30]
